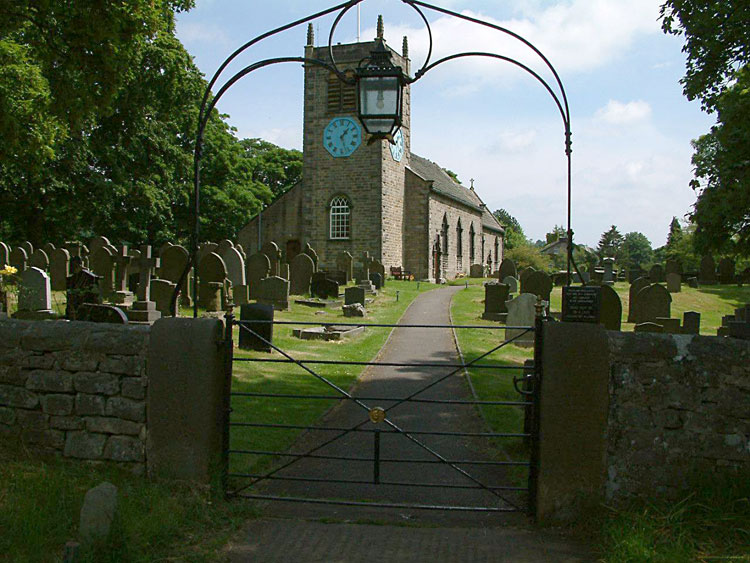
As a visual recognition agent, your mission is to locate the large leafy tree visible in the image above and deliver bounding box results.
[493,208,527,249]
[597,225,624,259]
[619,232,654,269]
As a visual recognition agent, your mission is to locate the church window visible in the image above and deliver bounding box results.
[456,219,463,257]
[329,196,351,240]
[469,224,475,262]
[327,73,357,113]
[441,215,449,255]
[494,238,499,268]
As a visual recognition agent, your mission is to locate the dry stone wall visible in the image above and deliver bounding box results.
[0,320,149,470]
[606,332,749,502]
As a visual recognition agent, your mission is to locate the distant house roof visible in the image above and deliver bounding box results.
[541,237,568,255]
[408,154,504,234]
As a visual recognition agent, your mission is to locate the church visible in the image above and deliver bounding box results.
[238,22,504,282]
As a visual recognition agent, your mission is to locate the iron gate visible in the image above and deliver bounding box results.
[222,308,544,515]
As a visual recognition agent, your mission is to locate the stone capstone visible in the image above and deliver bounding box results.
[79,482,118,544]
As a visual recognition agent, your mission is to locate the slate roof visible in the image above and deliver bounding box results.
[408,154,504,234]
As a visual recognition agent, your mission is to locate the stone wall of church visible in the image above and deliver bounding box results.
[238,182,304,258]
[402,169,430,279]
[427,195,485,280]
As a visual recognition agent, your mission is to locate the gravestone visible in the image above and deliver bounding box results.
[239,303,274,352]
[66,257,101,320]
[49,248,70,291]
[29,249,49,271]
[519,267,536,293]
[470,264,484,278]
[289,253,314,295]
[158,242,174,261]
[150,279,177,317]
[111,246,134,305]
[648,264,664,284]
[562,285,601,324]
[127,248,141,293]
[482,283,509,321]
[222,247,247,303]
[90,247,115,298]
[159,245,190,306]
[627,277,650,323]
[64,241,83,259]
[198,242,218,261]
[369,272,383,290]
[127,245,161,324]
[634,322,663,333]
[522,270,553,302]
[327,270,347,286]
[503,276,518,294]
[682,311,701,335]
[280,263,289,281]
[0,242,8,268]
[699,255,717,285]
[505,293,536,347]
[718,258,735,285]
[20,241,34,257]
[602,258,615,285]
[572,271,591,284]
[9,247,27,272]
[76,304,128,324]
[311,276,339,300]
[16,267,53,316]
[599,284,622,331]
[656,317,681,334]
[262,242,281,277]
[665,259,682,277]
[368,258,386,287]
[88,236,111,257]
[666,272,681,293]
[42,242,56,257]
[217,239,234,257]
[256,276,290,311]
[246,252,271,299]
[345,286,365,306]
[304,243,319,270]
[498,258,518,282]
[337,251,354,283]
[236,244,246,261]
[633,284,672,324]
[198,252,227,312]
[687,277,699,289]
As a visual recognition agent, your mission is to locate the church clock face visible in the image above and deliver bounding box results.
[390,128,404,162]
[323,117,361,158]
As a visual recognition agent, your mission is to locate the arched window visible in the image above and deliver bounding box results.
[494,238,499,268]
[456,219,463,257]
[441,215,449,255]
[469,224,475,262]
[329,196,351,240]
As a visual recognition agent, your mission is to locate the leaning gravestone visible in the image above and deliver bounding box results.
[519,267,536,293]
[279,263,290,281]
[345,286,365,306]
[159,245,190,306]
[666,272,681,293]
[90,247,115,299]
[505,293,536,347]
[239,303,274,352]
[699,255,717,285]
[627,277,650,323]
[633,284,672,324]
[337,251,354,283]
[289,253,314,295]
[498,258,518,282]
[649,264,665,284]
[246,252,271,300]
[599,284,622,331]
[15,267,54,318]
[49,247,70,291]
[256,276,290,311]
[718,258,735,285]
[42,242,55,257]
[198,252,226,312]
[503,276,519,294]
[470,264,484,278]
[29,249,49,271]
[482,283,509,321]
[522,270,553,302]
[9,247,27,272]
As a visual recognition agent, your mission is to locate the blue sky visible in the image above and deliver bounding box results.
[176,0,715,248]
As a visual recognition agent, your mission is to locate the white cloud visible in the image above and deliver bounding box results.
[497,129,538,152]
[177,22,231,47]
[595,100,652,124]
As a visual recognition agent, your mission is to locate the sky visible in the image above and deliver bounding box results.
[175,0,715,248]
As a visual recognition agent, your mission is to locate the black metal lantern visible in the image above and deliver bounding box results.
[356,39,405,140]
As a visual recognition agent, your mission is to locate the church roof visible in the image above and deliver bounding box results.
[408,154,504,234]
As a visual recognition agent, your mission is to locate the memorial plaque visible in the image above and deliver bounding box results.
[562,286,601,323]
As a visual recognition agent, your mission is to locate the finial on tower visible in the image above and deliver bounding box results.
[470,178,475,190]
[306,23,314,47]
[403,36,409,58]
[376,15,384,40]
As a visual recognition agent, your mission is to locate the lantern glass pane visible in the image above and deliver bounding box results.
[360,76,399,116]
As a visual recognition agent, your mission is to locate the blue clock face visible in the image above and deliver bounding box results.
[390,129,405,162]
[323,117,361,158]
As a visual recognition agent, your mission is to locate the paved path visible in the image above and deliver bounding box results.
[226,286,593,561]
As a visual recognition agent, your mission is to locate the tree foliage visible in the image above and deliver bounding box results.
[620,232,654,269]
[493,208,527,250]
[545,225,566,244]
[597,225,624,259]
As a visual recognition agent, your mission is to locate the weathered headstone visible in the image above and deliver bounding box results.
[77,304,128,324]
[159,245,190,306]
[222,246,247,303]
[261,241,281,277]
[522,270,553,302]
[519,267,536,293]
[90,247,115,298]
[599,284,622,331]
[602,258,615,285]
[9,247,27,272]
[289,253,314,295]
[699,255,717,285]
[482,283,509,321]
[217,239,235,256]
[656,317,681,334]
[256,276,290,310]
[29,248,49,271]
[337,252,354,283]
[502,276,518,294]
[470,264,484,278]
[665,259,682,277]
[198,252,226,312]
[345,286,365,306]
[198,242,218,262]
[304,242,318,270]
[343,303,366,317]
[369,272,383,290]
[632,284,672,324]
[648,264,665,284]
[687,276,699,289]
[279,263,289,281]
[682,311,701,335]
[239,303,274,351]
[150,279,177,317]
[246,252,271,300]
[627,277,650,323]
[718,258,735,285]
[311,276,340,299]
[666,272,681,293]
[79,482,118,545]
[498,258,518,282]
[49,248,70,291]
[111,246,133,305]
[0,242,9,268]
[66,257,101,320]
[16,267,53,317]
[326,270,347,286]
[505,293,536,347]
[88,236,111,257]
[20,241,34,257]
[127,245,161,324]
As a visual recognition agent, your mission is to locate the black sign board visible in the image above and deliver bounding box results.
[562,286,601,324]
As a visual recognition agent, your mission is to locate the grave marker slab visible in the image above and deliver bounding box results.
[246,252,271,299]
[505,293,536,347]
[699,255,717,285]
[666,272,681,293]
[49,248,70,291]
[289,253,314,295]
[498,258,518,282]
[482,283,509,321]
[239,303,274,351]
[256,276,290,311]
[345,287,365,306]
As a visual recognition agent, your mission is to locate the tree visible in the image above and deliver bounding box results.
[443,169,461,184]
[545,225,566,244]
[493,208,527,250]
[665,223,702,272]
[505,244,551,273]
[666,217,683,248]
[597,225,624,259]
[619,232,654,269]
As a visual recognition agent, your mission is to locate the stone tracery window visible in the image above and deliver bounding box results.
[469,224,475,262]
[441,214,449,255]
[329,196,351,240]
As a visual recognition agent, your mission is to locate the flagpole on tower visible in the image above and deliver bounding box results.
[357,5,361,42]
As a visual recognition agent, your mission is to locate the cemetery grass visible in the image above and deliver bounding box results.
[227,280,437,483]
[449,285,532,487]
[0,442,258,562]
